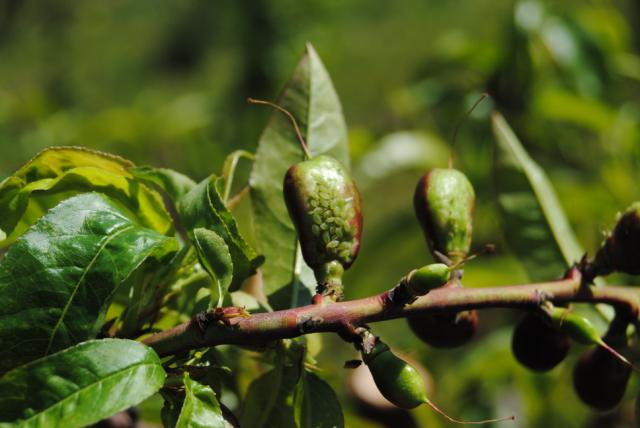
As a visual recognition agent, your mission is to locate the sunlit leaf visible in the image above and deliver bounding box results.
[492,112,583,281]
[249,43,350,309]
[0,147,173,248]
[193,228,233,308]
[179,176,263,291]
[130,165,197,201]
[0,193,178,373]
[0,339,165,428]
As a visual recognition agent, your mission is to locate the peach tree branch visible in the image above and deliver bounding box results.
[143,269,640,357]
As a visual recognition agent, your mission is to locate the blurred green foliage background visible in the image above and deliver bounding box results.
[1,1,640,427]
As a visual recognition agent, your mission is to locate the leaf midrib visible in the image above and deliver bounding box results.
[44,224,135,355]
[19,360,160,426]
[493,115,583,263]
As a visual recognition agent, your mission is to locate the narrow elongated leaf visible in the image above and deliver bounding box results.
[294,371,344,428]
[162,373,226,428]
[130,165,197,201]
[0,339,165,428]
[179,176,263,291]
[0,147,173,247]
[193,228,233,308]
[492,112,583,280]
[0,193,178,373]
[249,43,350,309]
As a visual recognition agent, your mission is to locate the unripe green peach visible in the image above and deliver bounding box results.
[363,340,514,424]
[594,202,640,276]
[405,263,451,296]
[414,168,475,264]
[363,342,427,409]
[547,307,600,346]
[283,155,363,290]
[511,312,570,372]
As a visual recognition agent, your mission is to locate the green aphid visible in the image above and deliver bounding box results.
[283,155,363,294]
[414,168,475,264]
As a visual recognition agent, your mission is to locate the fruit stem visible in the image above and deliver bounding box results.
[247,97,311,159]
[449,93,490,167]
[597,339,638,371]
[424,397,515,425]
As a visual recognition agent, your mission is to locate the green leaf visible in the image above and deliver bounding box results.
[0,339,165,428]
[163,373,226,428]
[0,147,173,248]
[0,193,178,373]
[221,149,255,203]
[178,176,263,291]
[193,228,233,308]
[294,371,344,428]
[130,165,197,201]
[117,244,187,337]
[249,43,350,309]
[492,112,583,280]
[240,341,306,428]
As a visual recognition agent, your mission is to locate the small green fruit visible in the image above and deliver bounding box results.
[594,202,640,276]
[545,306,634,368]
[363,342,427,409]
[547,307,600,346]
[283,155,363,295]
[414,168,475,264]
[405,263,451,296]
[511,312,570,372]
[363,340,514,424]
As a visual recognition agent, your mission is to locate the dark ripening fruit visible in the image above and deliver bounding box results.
[363,342,427,409]
[594,202,640,276]
[414,168,475,264]
[283,155,363,294]
[407,309,478,349]
[573,345,631,411]
[511,312,570,372]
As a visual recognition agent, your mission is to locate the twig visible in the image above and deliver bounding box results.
[143,269,640,357]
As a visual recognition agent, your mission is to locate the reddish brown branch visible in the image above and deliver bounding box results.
[143,270,640,357]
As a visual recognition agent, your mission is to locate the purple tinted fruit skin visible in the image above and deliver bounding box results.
[595,203,640,275]
[414,169,475,264]
[283,155,363,274]
[511,312,570,372]
[407,310,478,348]
[573,345,631,411]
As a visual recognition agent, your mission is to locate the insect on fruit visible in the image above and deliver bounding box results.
[414,168,475,265]
[249,98,363,302]
[411,165,478,348]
